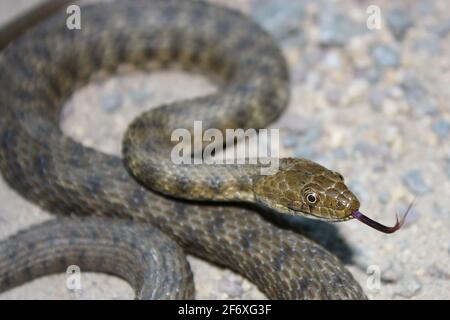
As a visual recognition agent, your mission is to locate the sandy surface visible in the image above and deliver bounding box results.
[0,0,449,299]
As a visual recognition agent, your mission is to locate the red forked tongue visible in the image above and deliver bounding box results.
[351,202,414,234]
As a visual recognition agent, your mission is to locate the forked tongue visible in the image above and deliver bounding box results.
[351,202,414,234]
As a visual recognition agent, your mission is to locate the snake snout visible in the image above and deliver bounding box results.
[341,192,360,212]
[329,189,361,220]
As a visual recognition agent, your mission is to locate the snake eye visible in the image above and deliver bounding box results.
[302,187,319,205]
[306,193,318,205]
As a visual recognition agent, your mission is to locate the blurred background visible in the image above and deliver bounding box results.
[0,0,449,299]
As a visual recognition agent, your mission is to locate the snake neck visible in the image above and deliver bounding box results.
[122,104,290,203]
[123,138,273,203]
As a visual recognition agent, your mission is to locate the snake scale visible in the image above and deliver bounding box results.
[0,0,369,299]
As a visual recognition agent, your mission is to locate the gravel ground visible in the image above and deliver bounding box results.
[0,0,449,300]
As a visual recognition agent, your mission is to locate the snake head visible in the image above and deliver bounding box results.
[254,158,360,221]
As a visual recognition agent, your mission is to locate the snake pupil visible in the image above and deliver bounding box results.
[307,194,316,204]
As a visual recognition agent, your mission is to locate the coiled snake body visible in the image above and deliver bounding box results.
[0,0,367,299]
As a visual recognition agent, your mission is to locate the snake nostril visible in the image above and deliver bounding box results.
[337,195,349,207]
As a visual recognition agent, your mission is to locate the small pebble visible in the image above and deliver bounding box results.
[381,260,404,283]
[416,0,435,15]
[322,51,341,69]
[370,44,400,69]
[431,119,450,139]
[306,72,321,88]
[394,276,422,298]
[368,87,386,111]
[327,127,345,148]
[353,141,378,157]
[436,20,450,38]
[365,67,382,84]
[446,161,450,179]
[351,246,373,270]
[129,90,152,106]
[332,148,347,159]
[414,34,441,55]
[402,170,431,195]
[318,10,360,47]
[100,92,123,112]
[432,202,447,218]
[281,134,298,149]
[378,191,391,204]
[251,0,305,43]
[342,80,369,105]
[294,145,315,159]
[279,115,306,131]
[218,278,244,298]
[325,88,341,105]
[426,264,450,280]
[386,7,413,41]
[401,73,438,116]
[300,127,322,145]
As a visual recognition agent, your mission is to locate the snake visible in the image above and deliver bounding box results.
[0,0,408,299]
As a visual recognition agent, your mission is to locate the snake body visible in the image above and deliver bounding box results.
[0,0,366,299]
